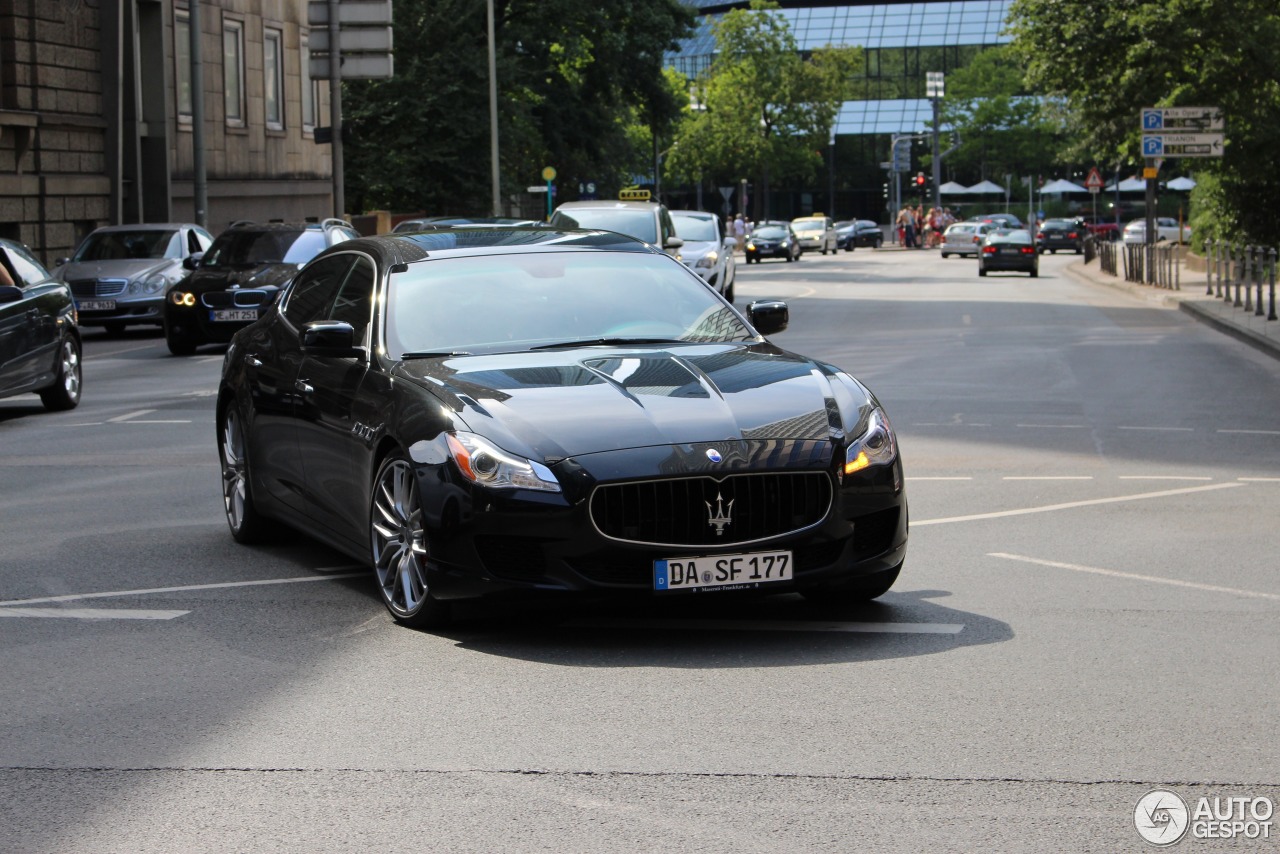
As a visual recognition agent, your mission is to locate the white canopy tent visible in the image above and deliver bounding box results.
[1040,178,1089,193]
[938,181,970,195]
[966,179,1005,194]
[1166,176,1197,191]
[1105,177,1148,192]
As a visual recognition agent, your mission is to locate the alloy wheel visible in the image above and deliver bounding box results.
[371,458,429,617]
[221,410,249,532]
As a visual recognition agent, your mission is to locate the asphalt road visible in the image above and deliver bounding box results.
[1,248,1277,852]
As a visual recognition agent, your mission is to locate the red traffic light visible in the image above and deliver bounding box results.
[914,174,925,187]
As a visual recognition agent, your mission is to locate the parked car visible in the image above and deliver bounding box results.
[843,220,884,250]
[671,210,736,301]
[1081,219,1121,242]
[968,213,1024,229]
[1122,218,1192,245]
[0,239,81,411]
[940,222,997,258]
[549,200,683,256]
[978,229,1039,277]
[163,219,358,355]
[744,224,802,263]
[1035,219,1085,254]
[790,216,838,254]
[215,225,907,629]
[51,223,214,335]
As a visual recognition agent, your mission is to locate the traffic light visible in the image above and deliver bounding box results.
[915,172,926,187]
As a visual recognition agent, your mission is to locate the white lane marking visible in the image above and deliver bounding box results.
[1016,423,1087,429]
[1002,476,1094,481]
[124,420,193,424]
[908,476,973,481]
[1239,477,1280,483]
[0,607,190,621]
[564,618,964,634]
[0,573,366,608]
[914,482,1244,526]
[1118,426,1194,432]
[61,422,105,427]
[107,409,156,423]
[197,357,223,364]
[1119,475,1213,481]
[1218,429,1280,436]
[988,553,1280,602]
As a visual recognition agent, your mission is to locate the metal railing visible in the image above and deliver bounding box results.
[1117,242,1181,289]
[1206,240,1278,322]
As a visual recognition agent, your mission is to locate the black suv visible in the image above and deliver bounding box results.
[163,219,357,355]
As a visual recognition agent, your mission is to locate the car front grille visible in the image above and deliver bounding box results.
[590,471,832,548]
[68,278,127,298]
[201,289,272,308]
[851,507,900,559]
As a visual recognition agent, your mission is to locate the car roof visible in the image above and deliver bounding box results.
[309,226,660,269]
[670,210,714,218]
[554,201,662,212]
[88,223,202,232]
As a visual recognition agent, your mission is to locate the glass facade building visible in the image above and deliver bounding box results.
[666,1,1013,218]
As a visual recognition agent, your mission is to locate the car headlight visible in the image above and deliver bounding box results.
[142,273,168,294]
[446,432,561,492]
[169,291,197,307]
[844,408,897,475]
[695,251,718,269]
[746,242,755,251]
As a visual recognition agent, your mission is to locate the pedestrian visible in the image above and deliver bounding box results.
[733,214,746,251]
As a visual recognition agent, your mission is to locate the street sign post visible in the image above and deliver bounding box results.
[1141,107,1224,132]
[1085,167,1103,194]
[1141,133,1224,158]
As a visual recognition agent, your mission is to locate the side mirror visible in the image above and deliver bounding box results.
[747,299,789,336]
[182,252,205,270]
[664,235,684,251]
[55,257,70,267]
[302,320,364,358]
[0,285,23,304]
[724,237,737,251]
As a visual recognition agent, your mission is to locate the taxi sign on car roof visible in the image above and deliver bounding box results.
[619,188,651,201]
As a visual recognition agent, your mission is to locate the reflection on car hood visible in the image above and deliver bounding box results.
[57,259,175,282]
[398,343,867,461]
[187,263,300,291]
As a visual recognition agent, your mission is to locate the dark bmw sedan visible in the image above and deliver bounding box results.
[978,229,1039,277]
[1035,219,1084,254]
[164,219,357,355]
[744,224,801,263]
[217,227,907,628]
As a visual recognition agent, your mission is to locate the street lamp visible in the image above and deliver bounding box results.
[926,71,944,211]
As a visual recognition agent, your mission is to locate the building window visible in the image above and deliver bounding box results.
[301,33,316,131]
[223,18,245,127]
[264,27,284,130]
[175,11,192,122]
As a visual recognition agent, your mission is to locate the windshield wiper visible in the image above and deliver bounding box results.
[528,337,688,351]
[400,350,472,359]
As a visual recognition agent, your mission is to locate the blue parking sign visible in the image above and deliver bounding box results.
[1142,136,1163,156]
[1142,110,1163,130]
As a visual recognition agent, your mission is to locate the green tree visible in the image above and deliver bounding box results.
[936,45,1066,184]
[1007,0,1280,243]
[666,1,860,219]
[342,0,692,215]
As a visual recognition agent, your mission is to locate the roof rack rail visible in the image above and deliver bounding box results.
[321,217,354,229]
[228,220,257,228]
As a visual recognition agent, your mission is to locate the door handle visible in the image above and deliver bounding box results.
[295,379,314,394]
[247,356,263,368]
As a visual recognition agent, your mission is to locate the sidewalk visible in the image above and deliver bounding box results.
[1063,256,1280,361]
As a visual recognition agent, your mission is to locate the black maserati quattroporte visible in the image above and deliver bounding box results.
[216,227,907,628]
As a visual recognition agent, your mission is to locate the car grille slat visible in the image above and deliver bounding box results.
[590,471,831,547]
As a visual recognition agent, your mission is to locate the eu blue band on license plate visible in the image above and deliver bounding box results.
[654,549,793,592]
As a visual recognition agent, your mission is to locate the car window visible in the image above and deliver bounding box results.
[73,229,180,262]
[549,209,658,245]
[3,244,50,286]
[282,254,357,328]
[327,256,375,344]
[671,215,718,242]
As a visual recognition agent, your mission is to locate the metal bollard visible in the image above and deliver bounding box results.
[1244,247,1254,313]
[1233,245,1243,307]
[1256,246,1266,317]
[1217,240,1225,298]
[1207,239,1216,295]
[1264,250,1274,323]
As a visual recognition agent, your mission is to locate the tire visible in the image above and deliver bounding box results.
[941,252,949,259]
[724,282,734,303]
[786,252,795,263]
[103,321,126,336]
[219,405,272,544]
[802,562,902,604]
[978,267,987,276]
[1030,268,1039,278]
[370,453,450,629]
[165,324,198,356]
[39,335,81,411]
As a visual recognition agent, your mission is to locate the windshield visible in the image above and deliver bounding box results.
[386,252,752,356]
[671,215,718,242]
[202,230,327,267]
[549,209,658,244]
[792,220,824,234]
[73,230,180,262]
[754,227,787,239]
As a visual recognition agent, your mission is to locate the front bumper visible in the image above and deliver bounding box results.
[76,297,164,327]
[746,244,793,260]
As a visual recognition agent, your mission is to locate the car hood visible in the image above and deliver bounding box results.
[56,258,176,282]
[187,263,300,292]
[397,343,872,462]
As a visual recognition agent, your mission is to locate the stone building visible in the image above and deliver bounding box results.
[0,0,334,266]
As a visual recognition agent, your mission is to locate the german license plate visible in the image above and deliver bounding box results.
[210,309,258,322]
[654,550,792,592]
[78,300,116,311]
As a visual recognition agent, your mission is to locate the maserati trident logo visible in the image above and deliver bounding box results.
[705,449,722,463]
[706,491,733,536]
